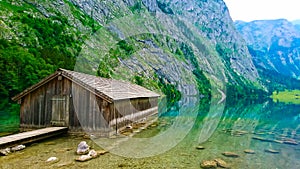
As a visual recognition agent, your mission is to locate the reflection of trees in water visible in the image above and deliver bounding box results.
[219,100,300,134]
[220,100,265,132]
[0,111,19,133]
[183,97,300,150]
[197,96,225,143]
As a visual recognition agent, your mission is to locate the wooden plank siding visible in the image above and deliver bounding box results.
[111,97,158,130]
[14,69,160,135]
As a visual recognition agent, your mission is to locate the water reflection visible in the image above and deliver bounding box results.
[206,100,300,168]
[0,99,299,168]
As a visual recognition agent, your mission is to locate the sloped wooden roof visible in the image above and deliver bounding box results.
[12,68,160,103]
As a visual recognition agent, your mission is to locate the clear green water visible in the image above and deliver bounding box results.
[0,98,299,169]
[0,111,19,137]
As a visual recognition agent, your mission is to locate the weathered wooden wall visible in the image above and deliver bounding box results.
[20,76,72,129]
[70,82,111,132]
[19,75,158,134]
[112,97,158,129]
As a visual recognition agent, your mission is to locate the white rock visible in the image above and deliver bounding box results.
[11,145,26,151]
[46,157,58,162]
[0,148,11,156]
[88,149,98,158]
[76,155,92,162]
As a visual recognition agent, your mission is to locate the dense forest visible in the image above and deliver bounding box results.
[0,9,83,114]
[0,2,184,115]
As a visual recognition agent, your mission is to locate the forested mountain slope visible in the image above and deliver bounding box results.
[1,0,263,114]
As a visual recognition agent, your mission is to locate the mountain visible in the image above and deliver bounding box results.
[292,19,300,26]
[235,19,300,81]
[0,0,264,114]
[292,20,300,32]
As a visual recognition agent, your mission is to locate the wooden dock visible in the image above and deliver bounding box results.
[0,127,68,149]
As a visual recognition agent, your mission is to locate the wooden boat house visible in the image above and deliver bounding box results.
[12,68,160,135]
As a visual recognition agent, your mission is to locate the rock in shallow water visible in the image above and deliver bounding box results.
[0,148,11,156]
[222,151,240,158]
[75,155,92,162]
[11,145,26,152]
[273,140,283,144]
[77,141,89,155]
[96,150,108,155]
[265,149,280,154]
[75,149,103,162]
[88,150,98,158]
[200,160,217,169]
[252,136,272,142]
[196,146,205,150]
[283,140,298,145]
[214,158,229,168]
[46,157,59,163]
[244,149,255,154]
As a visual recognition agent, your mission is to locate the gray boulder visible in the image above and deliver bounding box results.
[76,141,89,155]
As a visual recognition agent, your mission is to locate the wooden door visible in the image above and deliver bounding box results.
[51,95,69,126]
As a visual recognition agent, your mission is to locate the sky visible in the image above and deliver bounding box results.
[223,0,300,22]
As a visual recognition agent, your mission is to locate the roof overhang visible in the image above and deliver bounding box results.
[12,69,114,103]
[12,68,160,103]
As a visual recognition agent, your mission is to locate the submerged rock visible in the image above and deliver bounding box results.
[200,160,217,169]
[244,149,255,154]
[252,136,272,142]
[283,140,298,145]
[46,157,59,163]
[77,141,89,155]
[11,145,26,152]
[96,150,108,155]
[214,158,229,168]
[196,146,205,150]
[75,154,92,162]
[75,149,105,162]
[222,152,239,158]
[232,130,248,136]
[88,150,98,158]
[272,140,283,144]
[0,148,11,156]
[265,149,280,154]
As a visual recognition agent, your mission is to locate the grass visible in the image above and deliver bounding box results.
[271,90,300,104]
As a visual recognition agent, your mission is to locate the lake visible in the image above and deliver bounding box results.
[0,97,299,169]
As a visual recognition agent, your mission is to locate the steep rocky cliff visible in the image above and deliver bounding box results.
[67,0,260,93]
[0,0,263,113]
[235,19,300,79]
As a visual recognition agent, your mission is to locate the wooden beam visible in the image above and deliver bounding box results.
[0,127,68,149]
